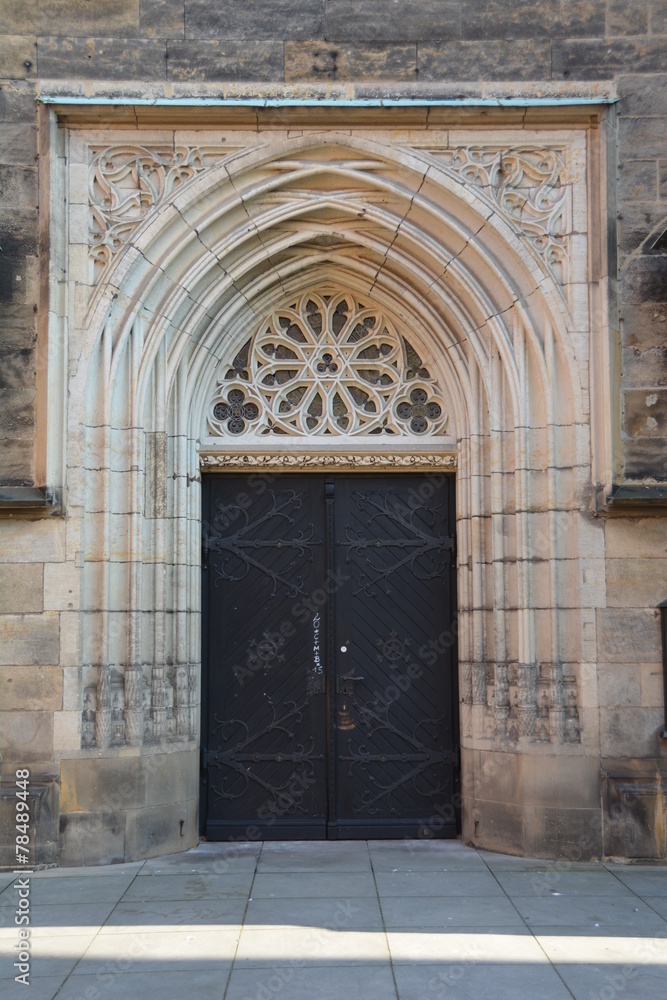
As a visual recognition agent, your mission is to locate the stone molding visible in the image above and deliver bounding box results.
[199,452,458,471]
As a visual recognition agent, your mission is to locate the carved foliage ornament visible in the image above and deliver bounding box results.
[208,292,448,438]
[87,143,569,285]
[432,146,568,282]
[89,144,208,272]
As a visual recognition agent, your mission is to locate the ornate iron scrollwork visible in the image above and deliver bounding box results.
[208,698,323,810]
[340,696,451,817]
[206,489,322,598]
[338,489,452,596]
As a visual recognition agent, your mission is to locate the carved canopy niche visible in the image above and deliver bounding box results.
[207,291,449,440]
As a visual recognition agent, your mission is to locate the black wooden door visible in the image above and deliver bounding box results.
[202,474,457,841]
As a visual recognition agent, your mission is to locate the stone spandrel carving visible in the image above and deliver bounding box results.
[427,146,569,283]
[88,145,213,277]
[207,292,449,439]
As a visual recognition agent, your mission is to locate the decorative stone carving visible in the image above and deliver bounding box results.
[123,664,144,747]
[89,145,208,275]
[94,664,112,749]
[208,292,449,438]
[201,452,457,470]
[494,663,510,740]
[431,146,568,283]
[516,663,537,740]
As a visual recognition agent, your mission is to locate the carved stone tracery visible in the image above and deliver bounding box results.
[208,292,449,439]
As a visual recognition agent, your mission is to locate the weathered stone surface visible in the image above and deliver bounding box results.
[0,346,34,391]
[607,556,667,608]
[606,516,667,558]
[598,663,642,706]
[0,710,53,759]
[0,613,59,664]
[36,36,166,80]
[0,775,59,868]
[0,439,32,485]
[622,346,667,389]
[620,116,667,160]
[0,664,62,710]
[141,0,184,38]
[597,607,662,662]
[124,798,198,860]
[326,0,460,42]
[623,437,667,479]
[0,124,37,167]
[185,0,323,40]
[0,519,66,562]
[623,387,667,438]
[167,40,284,82]
[0,388,36,438]
[0,0,140,36]
[618,159,659,202]
[0,34,37,78]
[553,39,667,78]
[600,707,665,756]
[621,256,667,303]
[621,301,667,351]
[607,0,650,35]
[0,81,38,123]
[284,41,417,81]
[419,39,551,80]
[659,159,667,199]
[617,74,667,118]
[461,0,605,39]
[602,767,667,859]
[0,562,42,613]
[651,0,667,33]
[44,561,80,611]
[59,810,125,866]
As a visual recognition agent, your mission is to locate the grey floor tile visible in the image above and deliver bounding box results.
[478,852,605,873]
[0,932,98,980]
[380,894,526,930]
[234,926,389,965]
[513,893,667,931]
[121,871,253,901]
[244,895,383,930]
[257,841,372,872]
[16,875,136,906]
[368,840,488,872]
[101,897,247,931]
[70,928,239,973]
[0,901,117,934]
[496,871,637,898]
[141,842,260,875]
[535,928,667,963]
[554,961,667,1000]
[251,871,377,897]
[386,929,537,964]
[53,968,230,1000]
[642,895,667,919]
[225,963,397,999]
[0,975,69,999]
[25,862,145,878]
[610,869,667,894]
[376,870,505,897]
[393,961,573,1000]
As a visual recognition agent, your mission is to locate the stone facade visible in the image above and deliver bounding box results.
[0,3,666,866]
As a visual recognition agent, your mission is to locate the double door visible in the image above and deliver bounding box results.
[201,473,458,839]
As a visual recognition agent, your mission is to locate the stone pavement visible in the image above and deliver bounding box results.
[1,839,667,1000]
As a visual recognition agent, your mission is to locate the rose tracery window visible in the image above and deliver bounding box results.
[208,292,448,437]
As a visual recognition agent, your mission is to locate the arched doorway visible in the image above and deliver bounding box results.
[63,127,595,862]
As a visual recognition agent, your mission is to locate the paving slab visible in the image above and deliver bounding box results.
[1,841,667,1000]
[70,928,239,973]
[392,960,574,1000]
